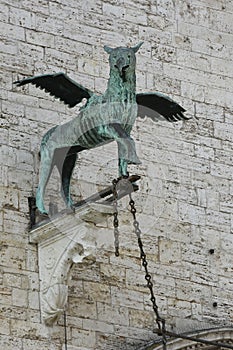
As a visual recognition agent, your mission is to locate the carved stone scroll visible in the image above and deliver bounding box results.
[29,203,114,326]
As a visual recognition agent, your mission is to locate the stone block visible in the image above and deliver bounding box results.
[178,202,206,226]
[83,318,114,333]
[12,288,28,307]
[209,9,233,34]
[206,87,233,109]
[0,245,26,270]
[3,273,21,288]
[77,57,100,77]
[0,145,17,167]
[0,21,25,41]
[97,302,129,326]
[125,268,147,292]
[129,309,153,329]
[71,328,96,348]
[102,3,125,17]
[0,336,23,350]
[83,281,111,303]
[0,39,18,56]
[0,286,12,305]
[111,286,145,310]
[23,338,60,350]
[3,209,29,235]
[214,121,233,142]
[26,247,38,272]
[206,209,231,232]
[18,42,44,61]
[0,3,9,23]
[125,8,147,25]
[0,317,10,335]
[35,15,63,36]
[168,298,192,318]
[25,28,55,48]
[45,48,77,69]
[9,7,36,29]
[182,243,209,266]
[2,101,24,117]
[114,323,154,341]
[181,81,205,102]
[28,291,40,312]
[210,162,232,180]
[176,280,211,303]
[158,238,181,264]
[68,297,97,319]
[100,263,126,285]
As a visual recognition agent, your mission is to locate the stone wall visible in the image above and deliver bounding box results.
[0,0,232,349]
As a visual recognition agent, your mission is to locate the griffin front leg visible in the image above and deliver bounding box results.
[118,158,128,177]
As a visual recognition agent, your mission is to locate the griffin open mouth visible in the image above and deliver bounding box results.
[114,64,129,81]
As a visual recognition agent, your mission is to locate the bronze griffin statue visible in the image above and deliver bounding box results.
[15,43,188,214]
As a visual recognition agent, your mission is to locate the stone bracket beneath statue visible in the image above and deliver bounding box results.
[29,203,114,326]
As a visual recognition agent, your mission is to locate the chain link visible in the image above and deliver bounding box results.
[63,310,68,350]
[112,176,132,256]
[112,177,166,347]
[112,178,120,256]
[111,178,233,350]
[128,193,167,349]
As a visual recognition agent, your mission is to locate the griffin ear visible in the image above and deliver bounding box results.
[104,45,113,54]
[132,42,143,53]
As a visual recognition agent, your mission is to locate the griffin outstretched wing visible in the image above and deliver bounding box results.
[14,72,93,108]
[136,92,189,122]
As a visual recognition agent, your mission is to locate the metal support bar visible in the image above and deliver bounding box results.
[74,174,140,207]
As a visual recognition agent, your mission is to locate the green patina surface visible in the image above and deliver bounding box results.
[14,43,187,214]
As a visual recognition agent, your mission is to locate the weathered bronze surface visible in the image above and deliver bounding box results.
[15,43,188,214]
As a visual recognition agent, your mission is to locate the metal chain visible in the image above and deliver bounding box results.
[112,177,166,348]
[112,175,132,256]
[112,179,233,350]
[63,310,68,350]
[112,178,120,256]
[128,193,167,350]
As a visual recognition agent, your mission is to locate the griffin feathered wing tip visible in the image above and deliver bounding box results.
[14,72,93,108]
[136,92,190,122]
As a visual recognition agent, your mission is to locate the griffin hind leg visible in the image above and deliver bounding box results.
[54,145,85,209]
[36,126,59,214]
[36,146,55,214]
[61,153,77,208]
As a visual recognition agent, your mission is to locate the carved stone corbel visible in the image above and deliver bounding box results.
[29,203,114,326]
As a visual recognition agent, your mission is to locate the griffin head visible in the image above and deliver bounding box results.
[104,42,143,81]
